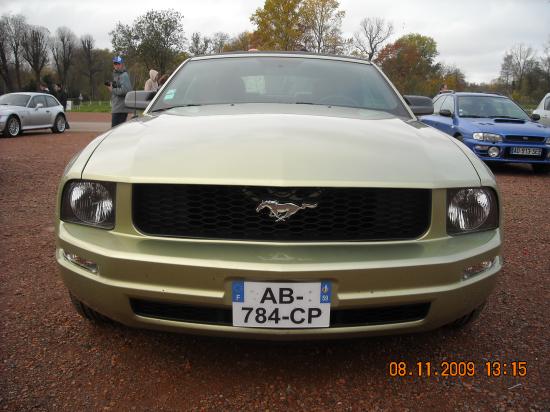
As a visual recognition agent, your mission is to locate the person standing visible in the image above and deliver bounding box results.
[107,56,132,127]
[54,83,68,110]
[144,69,159,92]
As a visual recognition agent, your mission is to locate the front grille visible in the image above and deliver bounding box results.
[504,135,545,143]
[130,299,430,328]
[132,185,431,241]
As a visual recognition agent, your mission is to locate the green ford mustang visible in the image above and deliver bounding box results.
[56,52,502,339]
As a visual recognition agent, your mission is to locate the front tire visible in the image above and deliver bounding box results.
[69,293,112,324]
[52,114,67,133]
[3,116,21,137]
[532,163,550,174]
[448,302,485,329]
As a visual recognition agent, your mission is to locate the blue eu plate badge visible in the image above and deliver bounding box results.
[232,281,331,328]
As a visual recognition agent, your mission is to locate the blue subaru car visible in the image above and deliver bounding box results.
[420,92,550,173]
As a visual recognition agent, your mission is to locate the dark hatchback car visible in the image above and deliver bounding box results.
[420,92,550,173]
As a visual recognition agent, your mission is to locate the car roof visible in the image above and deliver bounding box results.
[5,92,51,97]
[436,92,507,99]
[190,51,373,65]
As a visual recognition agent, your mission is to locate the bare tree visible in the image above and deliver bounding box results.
[300,0,346,54]
[51,26,77,87]
[353,17,394,61]
[21,25,49,86]
[0,17,14,91]
[188,32,212,56]
[4,14,27,90]
[211,32,230,54]
[499,53,514,92]
[508,43,536,88]
[539,36,550,90]
[80,34,101,99]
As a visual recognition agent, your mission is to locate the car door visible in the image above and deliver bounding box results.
[27,95,51,127]
[420,95,455,135]
[419,95,446,128]
[437,95,457,135]
[45,96,61,126]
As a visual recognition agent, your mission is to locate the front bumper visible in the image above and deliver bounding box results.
[56,220,502,340]
[466,139,550,164]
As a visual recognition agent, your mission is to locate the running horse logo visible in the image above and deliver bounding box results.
[256,200,318,222]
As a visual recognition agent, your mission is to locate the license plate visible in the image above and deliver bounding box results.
[511,147,542,156]
[232,281,331,328]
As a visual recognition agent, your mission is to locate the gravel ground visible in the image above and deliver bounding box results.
[1,130,549,411]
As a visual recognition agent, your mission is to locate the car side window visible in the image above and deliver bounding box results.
[46,96,59,107]
[441,96,455,114]
[545,97,550,111]
[433,96,445,113]
[30,96,47,108]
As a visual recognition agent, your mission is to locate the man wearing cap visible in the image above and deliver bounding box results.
[107,56,133,127]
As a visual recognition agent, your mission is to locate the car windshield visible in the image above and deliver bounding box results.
[457,96,529,120]
[149,56,410,118]
[0,93,31,107]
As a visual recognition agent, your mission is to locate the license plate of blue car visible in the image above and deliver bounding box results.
[232,281,332,328]
[511,147,542,156]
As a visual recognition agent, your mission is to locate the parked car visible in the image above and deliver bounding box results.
[56,52,502,340]
[0,92,68,137]
[533,92,550,127]
[420,92,550,173]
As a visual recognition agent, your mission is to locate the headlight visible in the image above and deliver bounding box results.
[546,137,550,145]
[447,188,498,235]
[472,133,503,143]
[61,180,116,229]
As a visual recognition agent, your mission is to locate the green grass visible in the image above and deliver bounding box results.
[70,101,111,113]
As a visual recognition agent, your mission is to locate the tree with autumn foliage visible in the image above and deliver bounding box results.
[250,0,302,51]
[300,0,346,54]
[375,33,440,95]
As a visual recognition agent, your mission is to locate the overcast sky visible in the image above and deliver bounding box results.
[2,0,549,83]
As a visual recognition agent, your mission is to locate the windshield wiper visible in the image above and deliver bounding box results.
[150,104,202,113]
[460,115,485,118]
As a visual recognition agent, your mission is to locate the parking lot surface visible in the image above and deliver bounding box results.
[0,131,548,411]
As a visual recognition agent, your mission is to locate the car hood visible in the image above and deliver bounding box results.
[82,105,481,188]
[461,117,550,136]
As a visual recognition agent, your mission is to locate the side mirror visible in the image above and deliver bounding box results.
[35,103,44,109]
[531,113,540,121]
[125,91,156,110]
[439,109,452,117]
[403,95,434,116]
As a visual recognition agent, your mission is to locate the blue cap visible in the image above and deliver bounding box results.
[112,56,124,64]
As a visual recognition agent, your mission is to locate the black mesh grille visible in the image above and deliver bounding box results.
[132,185,431,242]
[130,299,430,328]
[504,135,545,143]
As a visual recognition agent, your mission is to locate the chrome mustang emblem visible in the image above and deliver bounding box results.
[256,200,317,222]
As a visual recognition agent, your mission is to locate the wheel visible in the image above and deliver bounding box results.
[532,163,550,174]
[69,293,112,323]
[448,302,485,329]
[3,116,21,137]
[52,114,67,133]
